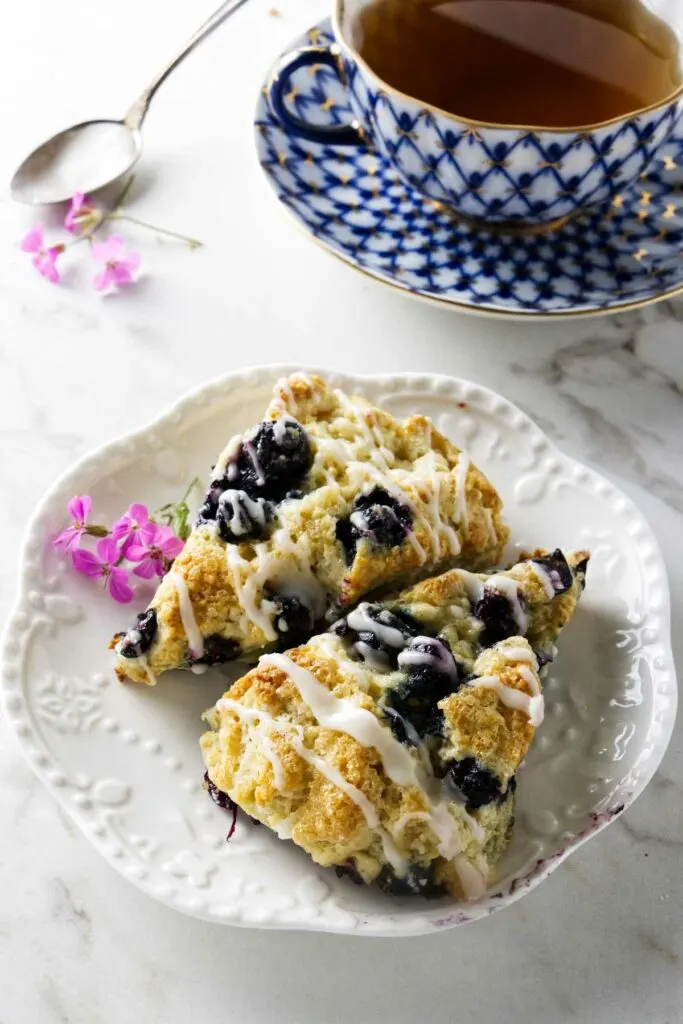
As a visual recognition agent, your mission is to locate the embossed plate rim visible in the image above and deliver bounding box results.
[1,364,677,935]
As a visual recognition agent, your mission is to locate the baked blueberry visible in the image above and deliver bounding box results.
[204,771,238,841]
[376,864,446,898]
[385,635,461,737]
[443,757,513,811]
[196,484,222,524]
[336,487,413,564]
[574,555,589,588]
[117,609,157,659]
[473,590,523,646]
[344,603,420,669]
[196,634,239,666]
[334,861,365,886]
[215,489,273,544]
[214,418,312,503]
[532,549,573,595]
[269,592,315,645]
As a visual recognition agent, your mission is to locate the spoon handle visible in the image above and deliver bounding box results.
[124,0,252,129]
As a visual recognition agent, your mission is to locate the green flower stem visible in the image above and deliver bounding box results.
[109,212,203,249]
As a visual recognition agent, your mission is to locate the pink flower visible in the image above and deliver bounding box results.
[20,225,63,283]
[72,537,134,603]
[91,235,140,292]
[126,523,184,578]
[65,192,100,234]
[112,502,151,554]
[54,495,92,552]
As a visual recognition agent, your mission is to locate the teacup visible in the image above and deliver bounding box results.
[267,0,683,228]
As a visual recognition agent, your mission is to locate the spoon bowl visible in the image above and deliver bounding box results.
[10,120,141,206]
[9,0,250,205]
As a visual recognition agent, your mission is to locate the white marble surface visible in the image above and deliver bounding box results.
[0,0,681,1021]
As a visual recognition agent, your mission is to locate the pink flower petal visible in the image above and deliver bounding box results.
[111,264,135,288]
[68,495,92,524]
[160,535,184,559]
[96,536,120,564]
[139,521,159,545]
[108,567,134,604]
[105,235,126,260]
[91,239,111,262]
[128,503,149,525]
[72,548,103,578]
[20,225,43,253]
[133,557,157,579]
[65,193,86,232]
[125,542,150,563]
[111,517,130,543]
[93,267,114,292]
[125,251,141,272]
[153,525,175,546]
[54,526,80,551]
[33,250,60,283]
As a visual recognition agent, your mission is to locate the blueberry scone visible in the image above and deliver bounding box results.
[201,549,588,899]
[112,373,508,685]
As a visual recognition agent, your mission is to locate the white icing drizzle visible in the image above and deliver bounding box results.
[272,413,300,445]
[459,807,486,844]
[310,634,371,692]
[213,433,242,480]
[270,372,313,417]
[347,604,406,649]
[397,636,459,681]
[453,853,488,899]
[173,573,204,660]
[354,641,391,669]
[139,654,157,686]
[419,452,461,557]
[485,574,529,632]
[218,490,269,537]
[225,543,278,641]
[457,569,485,603]
[503,646,538,665]
[269,524,327,619]
[393,811,431,835]
[528,559,557,599]
[274,815,295,839]
[243,438,266,487]
[472,673,544,727]
[453,451,470,530]
[217,697,288,791]
[482,506,499,548]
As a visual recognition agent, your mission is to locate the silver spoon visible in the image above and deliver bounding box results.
[10,0,251,205]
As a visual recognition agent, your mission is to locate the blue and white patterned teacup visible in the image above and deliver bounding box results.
[267,0,683,228]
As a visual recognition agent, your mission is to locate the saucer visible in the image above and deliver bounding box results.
[255,20,683,319]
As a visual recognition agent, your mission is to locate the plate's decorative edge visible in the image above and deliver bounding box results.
[253,18,683,322]
[1,364,677,937]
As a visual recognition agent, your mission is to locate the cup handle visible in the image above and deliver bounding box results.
[267,45,366,146]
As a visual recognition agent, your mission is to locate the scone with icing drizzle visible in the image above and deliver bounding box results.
[201,549,588,899]
[112,373,508,685]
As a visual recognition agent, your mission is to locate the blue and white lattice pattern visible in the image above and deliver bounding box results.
[255,21,683,316]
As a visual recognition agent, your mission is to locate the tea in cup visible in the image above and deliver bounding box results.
[268,0,683,228]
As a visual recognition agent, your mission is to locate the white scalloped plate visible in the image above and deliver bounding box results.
[1,366,677,936]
